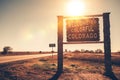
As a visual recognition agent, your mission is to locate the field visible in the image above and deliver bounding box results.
[0,52,120,80]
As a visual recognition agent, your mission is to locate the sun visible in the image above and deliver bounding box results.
[66,0,85,16]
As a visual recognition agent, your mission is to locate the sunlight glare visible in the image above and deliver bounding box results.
[66,0,85,16]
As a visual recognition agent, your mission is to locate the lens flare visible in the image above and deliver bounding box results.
[66,0,85,16]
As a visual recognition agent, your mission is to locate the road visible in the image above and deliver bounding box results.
[0,53,118,64]
[0,53,57,64]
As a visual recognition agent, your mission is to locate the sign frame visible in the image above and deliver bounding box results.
[57,13,113,77]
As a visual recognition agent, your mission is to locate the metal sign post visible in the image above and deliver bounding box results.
[49,43,56,64]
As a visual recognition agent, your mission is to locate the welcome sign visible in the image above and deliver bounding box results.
[66,18,100,41]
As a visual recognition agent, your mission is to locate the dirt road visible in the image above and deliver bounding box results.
[0,53,57,64]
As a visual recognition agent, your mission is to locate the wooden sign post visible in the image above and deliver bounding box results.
[103,13,113,76]
[57,16,63,73]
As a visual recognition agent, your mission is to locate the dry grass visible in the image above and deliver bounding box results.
[0,52,120,80]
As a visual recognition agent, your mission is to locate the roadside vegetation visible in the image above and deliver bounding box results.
[0,52,120,80]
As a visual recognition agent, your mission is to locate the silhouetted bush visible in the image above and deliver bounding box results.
[73,50,80,53]
[95,49,103,53]
[39,51,42,53]
[89,50,94,53]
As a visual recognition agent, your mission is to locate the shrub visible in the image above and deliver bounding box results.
[39,58,48,62]
[73,50,80,53]
[32,64,41,70]
[95,49,103,53]
[39,51,42,53]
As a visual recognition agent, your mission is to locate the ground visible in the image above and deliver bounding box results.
[0,52,120,80]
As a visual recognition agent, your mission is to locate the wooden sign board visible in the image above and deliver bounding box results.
[66,18,100,41]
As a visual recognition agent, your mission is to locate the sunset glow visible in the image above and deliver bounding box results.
[66,0,85,16]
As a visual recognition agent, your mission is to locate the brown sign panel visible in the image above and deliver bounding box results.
[66,18,100,41]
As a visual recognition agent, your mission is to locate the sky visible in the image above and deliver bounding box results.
[0,0,120,52]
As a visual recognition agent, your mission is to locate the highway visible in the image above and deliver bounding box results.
[0,53,57,64]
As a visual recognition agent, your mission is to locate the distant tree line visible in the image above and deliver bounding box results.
[71,49,103,53]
